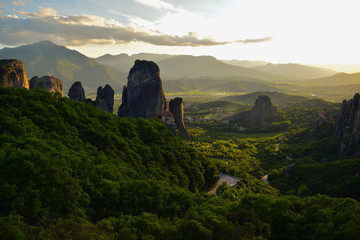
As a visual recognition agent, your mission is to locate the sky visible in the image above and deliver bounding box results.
[0,0,360,64]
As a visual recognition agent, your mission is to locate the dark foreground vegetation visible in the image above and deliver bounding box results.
[0,87,359,240]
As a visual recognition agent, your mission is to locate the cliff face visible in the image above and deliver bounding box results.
[229,95,277,125]
[169,97,191,139]
[118,60,167,118]
[68,81,86,102]
[95,85,114,113]
[335,93,359,137]
[334,93,360,154]
[0,59,29,89]
[29,75,63,96]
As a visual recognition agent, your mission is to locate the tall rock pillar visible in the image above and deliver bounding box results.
[118,60,167,118]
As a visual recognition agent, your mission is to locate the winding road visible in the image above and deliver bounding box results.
[208,172,241,194]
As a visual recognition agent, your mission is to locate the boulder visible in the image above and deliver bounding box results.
[0,59,29,89]
[68,81,86,102]
[169,97,191,139]
[29,75,63,96]
[118,60,167,118]
[95,85,114,113]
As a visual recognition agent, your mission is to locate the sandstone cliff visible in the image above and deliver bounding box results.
[29,75,63,96]
[169,97,191,139]
[229,95,277,125]
[0,59,29,89]
[118,60,167,118]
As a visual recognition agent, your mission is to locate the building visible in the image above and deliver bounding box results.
[318,112,330,121]
[156,110,174,124]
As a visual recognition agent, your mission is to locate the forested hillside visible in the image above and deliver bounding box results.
[0,87,359,239]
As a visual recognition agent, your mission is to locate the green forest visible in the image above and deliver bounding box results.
[1,87,360,240]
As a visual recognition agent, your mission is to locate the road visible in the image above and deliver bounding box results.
[208,172,241,194]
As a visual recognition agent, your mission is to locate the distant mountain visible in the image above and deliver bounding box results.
[252,63,337,80]
[314,64,360,74]
[95,53,172,72]
[131,53,173,62]
[0,41,127,92]
[157,55,287,81]
[221,59,269,68]
[219,91,308,105]
[163,77,279,93]
[307,72,360,86]
[96,53,288,81]
[95,53,134,73]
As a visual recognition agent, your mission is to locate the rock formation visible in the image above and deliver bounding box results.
[118,60,167,118]
[169,97,191,139]
[68,81,114,113]
[95,85,114,113]
[118,85,128,117]
[29,75,63,96]
[229,95,277,125]
[68,81,86,102]
[334,93,360,154]
[0,59,29,89]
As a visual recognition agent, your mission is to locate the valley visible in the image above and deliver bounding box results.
[0,41,360,239]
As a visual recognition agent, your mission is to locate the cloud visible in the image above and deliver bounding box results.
[236,37,273,44]
[0,7,272,47]
[12,0,32,7]
[16,6,57,18]
[133,0,177,12]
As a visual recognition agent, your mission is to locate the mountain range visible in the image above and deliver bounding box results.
[220,59,269,68]
[95,53,337,81]
[306,72,360,86]
[0,41,356,97]
[96,53,288,81]
[0,41,127,92]
[252,63,337,80]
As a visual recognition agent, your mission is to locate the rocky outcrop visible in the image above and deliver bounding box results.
[250,95,278,124]
[335,93,359,137]
[95,85,114,113]
[29,75,63,96]
[68,81,86,102]
[68,81,114,113]
[118,85,128,117]
[169,97,191,139]
[335,93,360,154]
[229,95,277,125]
[0,59,29,89]
[118,60,167,118]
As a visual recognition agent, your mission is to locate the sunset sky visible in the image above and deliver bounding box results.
[1,0,360,64]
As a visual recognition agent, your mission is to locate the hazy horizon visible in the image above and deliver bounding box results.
[1,0,360,68]
[2,40,360,74]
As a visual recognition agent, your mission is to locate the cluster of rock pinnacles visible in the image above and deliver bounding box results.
[0,59,190,138]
